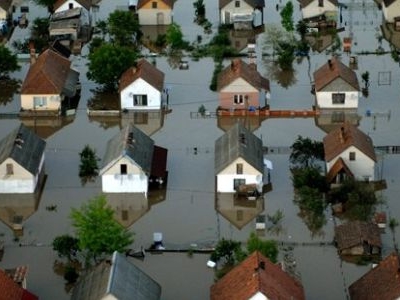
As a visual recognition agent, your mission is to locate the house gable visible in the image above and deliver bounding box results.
[54,0,91,12]
[220,77,258,93]
[137,0,174,9]
[219,0,265,9]
[298,0,338,9]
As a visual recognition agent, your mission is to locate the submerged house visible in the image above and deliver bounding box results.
[298,0,338,27]
[0,124,46,194]
[119,59,165,111]
[313,57,360,110]
[219,0,265,29]
[20,48,79,114]
[217,59,270,111]
[71,251,161,300]
[323,122,376,184]
[382,0,400,27]
[215,123,265,194]
[334,221,381,256]
[0,267,38,300]
[137,0,174,25]
[100,124,168,196]
[210,251,305,300]
[348,252,400,300]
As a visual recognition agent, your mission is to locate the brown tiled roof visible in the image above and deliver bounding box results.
[0,0,12,10]
[349,252,400,300]
[219,0,265,9]
[0,269,38,300]
[217,59,270,92]
[137,0,174,9]
[325,157,353,183]
[53,0,92,10]
[323,122,376,162]
[210,251,305,300]
[334,221,381,251]
[21,49,72,95]
[313,56,359,91]
[119,59,165,93]
[298,0,338,8]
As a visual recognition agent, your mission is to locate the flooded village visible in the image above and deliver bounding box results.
[0,0,400,299]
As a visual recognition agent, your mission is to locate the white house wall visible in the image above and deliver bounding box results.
[382,1,400,23]
[0,158,36,193]
[120,78,162,110]
[316,91,359,109]
[301,0,337,20]
[216,157,263,193]
[101,156,148,194]
[220,0,253,24]
[327,146,376,181]
[0,8,7,20]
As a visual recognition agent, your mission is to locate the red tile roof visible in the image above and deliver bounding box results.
[21,49,72,95]
[313,56,359,91]
[210,251,305,300]
[349,252,400,300]
[0,269,38,300]
[323,122,376,162]
[119,59,165,93]
[137,0,174,9]
[217,59,270,92]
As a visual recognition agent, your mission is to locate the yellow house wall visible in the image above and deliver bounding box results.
[21,94,62,111]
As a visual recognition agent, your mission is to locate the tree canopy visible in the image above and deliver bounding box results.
[280,1,294,32]
[70,195,134,262]
[108,10,141,47]
[0,45,20,78]
[87,43,137,90]
[166,22,187,49]
[290,135,324,168]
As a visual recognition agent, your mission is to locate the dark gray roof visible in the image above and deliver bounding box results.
[71,251,161,300]
[215,123,263,174]
[100,124,154,175]
[0,124,46,175]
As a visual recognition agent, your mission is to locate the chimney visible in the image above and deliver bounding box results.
[29,41,36,65]
[339,126,345,143]
[231,59,239,72]
[328,59,333,70]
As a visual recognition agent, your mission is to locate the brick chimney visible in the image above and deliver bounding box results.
[29,41,36,65]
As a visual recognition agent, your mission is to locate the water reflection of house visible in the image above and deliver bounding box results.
[314,109,360,133]
[348,252,400,300]
[141,25,168,52]
[215,192,264,229]
[0,124,46,194]
[121,110,165,137]
[210,251,306,300]
[305,31,336,52]
[100,124,168,196]
[217,114,265,133]
[0,192,41,234]
[20,115,75,139]
[323,122,376,184]
[105,189,166,228]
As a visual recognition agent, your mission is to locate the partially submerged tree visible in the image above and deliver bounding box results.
[79,145,100,179]
[166,22,188,49]
[0,45,20,78]
[280,1,294,32]
[70,195,134,263]
[290,135,324,168]
[108,10,141,47]
[87,43,137,90]
[52,234,80,261]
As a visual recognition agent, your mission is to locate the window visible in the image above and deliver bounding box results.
[6,163,13,175]
[331,111,345,123]
[69,3,73,9]
[20,6,29,13]
[234,178,246,190]
[233,95,244,104]
[152,1,157,8]
[133,95,148,106]
[332,93,345,104]
[134,112,148,124]
[235,1,240,7]
[33,96,47,108]
[120,164,127,174]
[236,163,243,174]
[318,0,324,6]
[349,152,356,161]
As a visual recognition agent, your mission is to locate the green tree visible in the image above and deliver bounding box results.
[0,45,20,78]
[71,195,134,263]
[87,43,137,90]
[280,1,294,32]
[33,0,56,12]
[166,22,187,49]
[210,238,243,265]
[290,135,324,168]
[108,10,141,47]
[296,20,308,40]
[31,17,50,39]
[194,0,206,18]
[246,232,278,263]
[79,145,100,178]
[52,234,79,261]
[291,166,328,192]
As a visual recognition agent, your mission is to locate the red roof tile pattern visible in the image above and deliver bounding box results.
[0,269,38,300]
[137,0,174,9]
[349,252,400,300]
[210,251,305,300]
[217,59,270,92]
[21,49,72,95]
[53,0,91,11]
[313,56,359,91]
[119,58,165,93]
[335,221,381,252]
[323,122,376,162]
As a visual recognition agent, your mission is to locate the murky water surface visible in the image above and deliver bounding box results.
[0,0,399,299]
